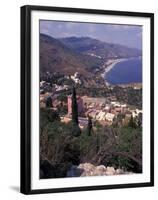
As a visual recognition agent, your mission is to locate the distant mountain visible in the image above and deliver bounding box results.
[40,34,103,76]
[59,37,141,59]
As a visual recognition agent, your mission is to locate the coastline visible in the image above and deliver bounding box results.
[104,58,127,74]
[102,57,142,86]
[101,58,128,85]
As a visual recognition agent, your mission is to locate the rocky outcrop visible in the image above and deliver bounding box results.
[67,163,132,177]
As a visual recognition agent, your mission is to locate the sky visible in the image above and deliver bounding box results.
[40,20,142,49]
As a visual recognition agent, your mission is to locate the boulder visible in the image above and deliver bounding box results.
[105,166,115,175]
[78,163,95,176]
[66,163,132,177]
[115,168,124,175]
[93,165,107,176]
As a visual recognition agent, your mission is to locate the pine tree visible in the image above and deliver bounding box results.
[71,87,78,125]
[46,96,52,108]
[87,115,92,136]
[128,115,136,128]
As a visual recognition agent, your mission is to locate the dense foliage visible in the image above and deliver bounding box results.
[40,108,142,178]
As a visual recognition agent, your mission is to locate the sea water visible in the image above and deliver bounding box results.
[105,57,142,85]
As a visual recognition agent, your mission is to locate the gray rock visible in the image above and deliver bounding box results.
[115,168,124,175]
[66,163,132,177]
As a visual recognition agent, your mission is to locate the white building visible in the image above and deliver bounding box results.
[111,101,121,107]
[71,72,81,84]
[121,104,127,108]
[105,113,115,122]
[96,111,106,121]
[132,109,142,118]
[40,81,46,87]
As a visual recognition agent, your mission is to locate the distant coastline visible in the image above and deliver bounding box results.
[105,58,128,74]
[104,58,127,76]
[102,57,142,86]
[101,58,128,85]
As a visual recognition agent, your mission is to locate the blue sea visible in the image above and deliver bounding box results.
[105,57,142,85]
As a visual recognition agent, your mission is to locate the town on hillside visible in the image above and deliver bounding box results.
[40,70,142,178]
[39,24,142,178]
[40,71,142,129]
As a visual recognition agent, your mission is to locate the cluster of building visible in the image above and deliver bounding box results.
[40,72,83,96]
[70,72,82,84]
[40,84,142,128]
[40,71,142,129]
[65,95,142,127]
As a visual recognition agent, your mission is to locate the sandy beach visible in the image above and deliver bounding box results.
[101,58,128,85]
[104,58,127,74]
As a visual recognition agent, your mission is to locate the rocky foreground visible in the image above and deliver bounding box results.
[67,163,133,177]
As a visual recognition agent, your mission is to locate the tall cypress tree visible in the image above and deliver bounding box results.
[87,115,92,136]
[128,115,136,128]
[71,87,79,125]
[46,96,53,108]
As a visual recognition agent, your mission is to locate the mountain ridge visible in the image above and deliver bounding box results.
[59,36,141,59]
[40,34,141,80]
[40,34,104,77]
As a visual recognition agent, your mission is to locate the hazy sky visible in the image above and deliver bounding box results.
[40,20,142,49]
